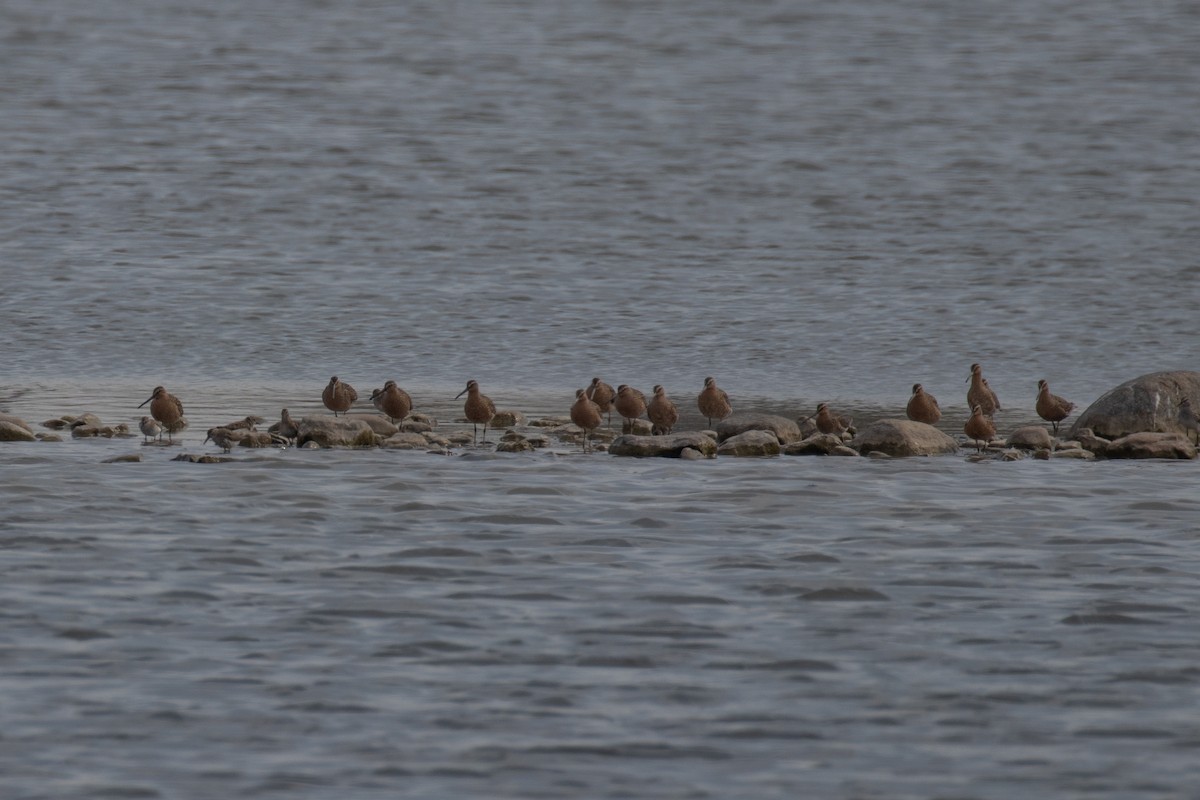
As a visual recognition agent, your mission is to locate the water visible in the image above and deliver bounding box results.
[2,0,1200,797]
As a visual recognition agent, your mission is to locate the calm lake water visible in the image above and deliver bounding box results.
[2,0,1199,797]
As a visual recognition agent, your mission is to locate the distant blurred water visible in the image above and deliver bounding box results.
[2,1,1199,797]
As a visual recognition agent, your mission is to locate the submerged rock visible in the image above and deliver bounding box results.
[1070,370,1200,440]
[717,430,781,457]
[715,414,801,444]
[0,421,37,442]
[1103,432,1197,460]
[609,432,717,458]
[849,419,959,457]
[103,453,143,464]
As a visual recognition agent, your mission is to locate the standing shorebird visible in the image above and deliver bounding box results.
[322,376,357,416]
[614,384,647,434]
[456,379,496,445]
[1035,379,1076,436]
[697,376,732,429]
[906,383,942,425]
[966,363,1000,418]
[646,385,679,435]
[964,404,996,452]
[272,408,300,443]
[586,377,616,428]
[1178,397,1198,444]
[814,402,848,436]
[138,415,163,443]
[137,386,185,441]
[570,388,603,452]
[372,380,413,424]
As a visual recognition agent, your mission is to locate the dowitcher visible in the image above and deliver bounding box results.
[964,404,996,452]
[814,402,847,436]
[204,426,242,453]
[697,376,732,429]
[322,376,357,416]
[966,363,1000,418]
[1178,397,1198,444]
[455,379,496,444]
[372,380,413,424]
[137,386,185,440]
[614,384,647,434]
[223,415,264,432]
[570,388,603,452]
[586,377,616,427]
[138,415,162,443]
[905,383,942,425]
[1035,379,1076,436]
[647,384,679,435]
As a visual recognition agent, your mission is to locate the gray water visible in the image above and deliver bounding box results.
[2,0,1200,797]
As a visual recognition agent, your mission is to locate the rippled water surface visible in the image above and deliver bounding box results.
[3,0,1200,797]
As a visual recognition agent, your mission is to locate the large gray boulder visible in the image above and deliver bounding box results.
[849,419,959,457]
[715,414,801,444]
[716,430,781,457]
[296,416,378,448]
[1070,371,1200,440]
[1104,432,1197,460]
[609,432,717,458]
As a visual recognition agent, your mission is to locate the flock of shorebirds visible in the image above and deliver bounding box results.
[130,364,1117,454]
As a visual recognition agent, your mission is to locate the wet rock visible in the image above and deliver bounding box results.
[445,431,475,446]
[849,419,959,457]
[831,445,860,457]
[717,430,781,457]
[237,431,277,448]
[495,438,535,453]
[620,419,654,436]
[1070,370,1200,439]
[781,433,844,456]
[679,447,706,460]
[865,450,892,459]
[407,412,438,429]
[529,416,572,428]
[999,449,1024,462]
[1007,426,1054,450]
[0,421,37,442]
[491,410,526,428]
[173,453,236,463]
[502,428,552,448]
[609,432,718,458]
[103,453,143,463]
[36,433,63,442]
[69,413,103,430]
[1104,432,1197,460]
[352,415,399,437]
[423,433,452,448]
[296,416,378,448]
[1075,428,1111,455]
[41,418,71,430]
[399,420,433,434]
[383,432,431,450]
[1052,447,1095,460]
[0,413,33,433]
[716,414,802,444]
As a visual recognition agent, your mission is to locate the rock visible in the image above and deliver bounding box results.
[103,453,143,463]
[831,446,860,457]
[717,430,782,457]
[0,413,33,433]
[352,415,399,437]
[849,419,959,457]
[529,416,572,428]
[1104,432,1197,460]
[1052,448,1095,460]
[68,413,103,429]
[716,414,802,444]
[0,421,37,442]
[445,431,475,446]
[1070,370,1200,439]
[502,428,551,448]
[399,420,433,434]
[495,438,535,453]
[1007,426,1055,450]
[172,453,236,463]
[679,447,706,460]
[296,416,378,448]
[609,432,718,458]
[236,431,276,448]
[1075,428,1111,455]
[423,433,452,447]
[490,410,526,428]
[620,419,654,436]
[383,432,432,450]
[36,434,63,442]
[781,433,844,456]
[41,418,70,430]
[407,412,438,429]
[999,449,1024,461]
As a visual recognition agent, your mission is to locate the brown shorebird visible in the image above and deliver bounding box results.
[223,415,264,432]
[372,380,413,424]
[138,386,185,440]
[1035,379,1076,436]
[814,402,847,436]
[966,363,1000,418]
[1178,398,1198,444]
[964,404,996,452]
[322,376,357,416]
[570,388,603,452]
[906,383,942,425]
[586,377,616,428]
[646,385,679,435]
[456,379,496,445]
[269,408,300,443]
[138,415,163,443]
[697,376,732,429]
[204,426,242,453]
[614,384,647,434]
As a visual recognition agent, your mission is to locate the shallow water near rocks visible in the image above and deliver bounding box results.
[3,0,1200,797]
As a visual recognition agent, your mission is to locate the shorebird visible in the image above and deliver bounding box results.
[906,383,942,425]
[964,404,996,452]
[1179,397,1198,444]
[372,380,413,424]
[586,377,616,428]
[223,415,264,432]
[570,388,603,452]
[456,379,496,444]
[137,386,185,440]
[697,376,732,429]
[1035,379,1076,436]
[646,384,679,435]
[814,402,847,436]
[269,408,300,443]
[204,426,242,453]
[614,384,647,434]
[322,376,357,416]
[966,363,1000,418]
[138,415,162,443]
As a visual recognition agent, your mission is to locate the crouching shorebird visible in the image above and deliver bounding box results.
[964,404,997,452]
[1035,379,1076,436]
[322,376,357,416]
[570,388,603,452]
[204,427,242,453]
[138,386,185,441]
[697,376,732,429]
[456,379,496,445]
[813,402,850,436]
[372,380,413,424]
[906,383,941,425]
